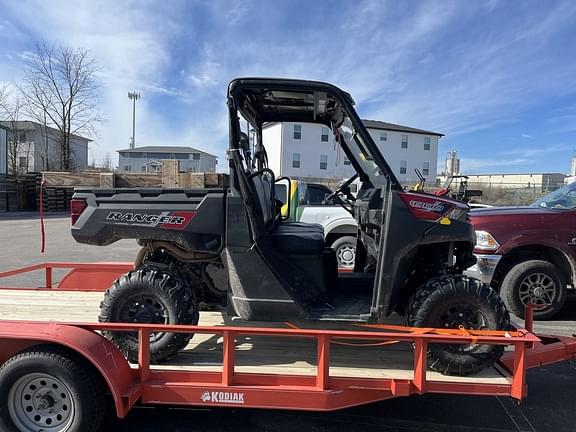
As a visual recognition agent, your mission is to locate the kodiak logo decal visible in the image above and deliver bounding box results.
[201,390,245,404]
[106,211,196,230]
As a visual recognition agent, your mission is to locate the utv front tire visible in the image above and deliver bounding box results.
[406,275,510,376]
[99,268,199,363]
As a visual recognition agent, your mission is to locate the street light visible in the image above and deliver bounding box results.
[128,92,141,149]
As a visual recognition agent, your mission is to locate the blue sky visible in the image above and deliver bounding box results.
[0,0,575,174]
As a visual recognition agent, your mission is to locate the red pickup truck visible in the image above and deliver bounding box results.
[466,182,576,319]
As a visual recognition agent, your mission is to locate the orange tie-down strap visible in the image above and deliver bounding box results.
[283,322,521,348]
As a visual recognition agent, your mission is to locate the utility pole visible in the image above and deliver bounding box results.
[128,92,141,149]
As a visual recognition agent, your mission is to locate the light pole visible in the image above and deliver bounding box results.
[128,92,141,149]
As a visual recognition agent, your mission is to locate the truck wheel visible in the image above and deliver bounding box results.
[99,268,199,363]
[500,260,566,320]
[406,275,510,376]
[0,345,104,432]
[331,236,356,268]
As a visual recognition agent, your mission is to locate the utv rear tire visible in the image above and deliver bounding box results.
[99,268,199,363]
[500,260,566,320]
[406,275,510,376]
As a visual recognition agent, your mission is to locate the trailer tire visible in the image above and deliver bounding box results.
[500,260,566,320]
[406,275,510,376]
[99,268,199,363]
[0,345,104,432]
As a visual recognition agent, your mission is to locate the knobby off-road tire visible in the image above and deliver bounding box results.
[99,268,199,363]
[500,260,566,320]
[406,275,510,376]
[0,345,105,432]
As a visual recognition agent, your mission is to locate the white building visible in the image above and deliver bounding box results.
[118,146,217,173]
[262,120,442,183]
[466,173,566,192]
[443,150,461,177]
[0,121,90,173]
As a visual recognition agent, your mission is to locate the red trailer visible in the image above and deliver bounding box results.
[0,262,575,432]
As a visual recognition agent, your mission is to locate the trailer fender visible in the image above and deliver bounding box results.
[0,321,137,418]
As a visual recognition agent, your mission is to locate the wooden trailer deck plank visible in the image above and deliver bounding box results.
[0,290,510,385]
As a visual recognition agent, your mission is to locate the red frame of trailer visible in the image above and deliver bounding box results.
[0,262,575,419]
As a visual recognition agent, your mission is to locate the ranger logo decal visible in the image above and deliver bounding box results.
[105,211,196,230]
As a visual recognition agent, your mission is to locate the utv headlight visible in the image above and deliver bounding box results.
[475,230,500,251]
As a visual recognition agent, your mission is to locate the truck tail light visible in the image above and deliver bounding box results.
[70,199,87,225]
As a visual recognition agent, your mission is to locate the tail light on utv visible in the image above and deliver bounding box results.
[70,199,87,225]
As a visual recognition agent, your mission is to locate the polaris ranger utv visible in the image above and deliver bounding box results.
[71,78,509,376]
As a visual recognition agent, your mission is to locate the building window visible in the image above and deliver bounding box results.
[293,124,302,140]
[423,162,430,176]
[192,153,201,160]
[401,135,408,149]
[321,127,329,142]
[292,152,301,168]
[18,132,26,142]
[176,153,190,160]
[123,166,131,172]
[19,157,27,168]
[400,160,407,174]
[141,166,146,172]
[126,152,145,159]
[380,132,387,141]
[320,154,328,170]
[148,152,170,159]
[344,157,351,166]
[424,136,431,151]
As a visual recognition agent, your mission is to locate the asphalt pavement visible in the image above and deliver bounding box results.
[1,213,575,432]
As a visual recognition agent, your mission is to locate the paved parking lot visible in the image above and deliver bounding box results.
[1,214,575,431]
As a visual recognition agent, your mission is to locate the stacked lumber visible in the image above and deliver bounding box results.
[0,176,19,212]
[161,160,180,188]
[179,172,229,188]
[115,173,161,188]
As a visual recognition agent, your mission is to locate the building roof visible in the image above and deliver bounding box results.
[117,146,217,158]
[361,119,444,137]
[263,119,444,136]
[0,120,92,142]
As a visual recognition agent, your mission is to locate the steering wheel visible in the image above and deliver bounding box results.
[324,173,359,206]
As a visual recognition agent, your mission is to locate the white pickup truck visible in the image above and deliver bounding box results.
[276,181,358,268]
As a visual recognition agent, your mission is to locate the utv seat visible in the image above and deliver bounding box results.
[271,223,324,255]
[249,171,325,255]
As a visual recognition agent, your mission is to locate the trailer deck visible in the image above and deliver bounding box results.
[0,262,575,421]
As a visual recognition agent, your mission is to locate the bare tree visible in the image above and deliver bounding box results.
[0,85,32,176]
[20,41,103,171]
[102,152,113,171]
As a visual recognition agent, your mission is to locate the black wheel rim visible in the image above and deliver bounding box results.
[116,295,169,343]
[433,303,488,353]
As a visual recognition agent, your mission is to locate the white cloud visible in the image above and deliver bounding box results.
[0,0,574,173]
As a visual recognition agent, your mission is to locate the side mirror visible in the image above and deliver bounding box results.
[275,177,291,220]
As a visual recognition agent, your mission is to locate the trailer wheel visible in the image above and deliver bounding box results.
[406,275,510,376]
[500,260,566,320]
[0,345,104,432]
[331,236,356,268]
[99,268,199,363]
